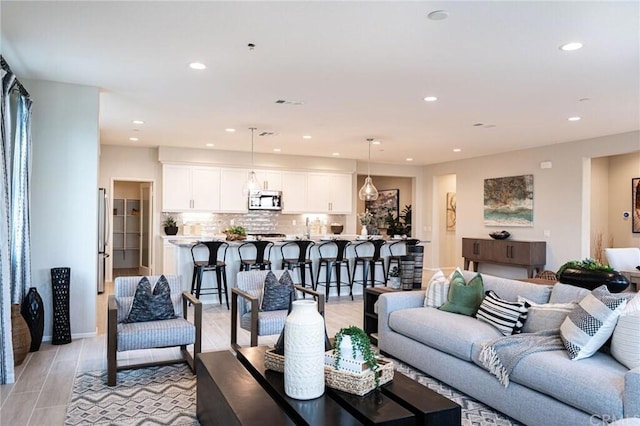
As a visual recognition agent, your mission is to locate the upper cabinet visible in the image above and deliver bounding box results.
[306,172,353,214]
[163,164,353,214]
[255,170,282,191]
[219,168,249,213]
[281,171,308,213]
[162,165,220,212]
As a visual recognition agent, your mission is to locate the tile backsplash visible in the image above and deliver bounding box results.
[165,211,347,237]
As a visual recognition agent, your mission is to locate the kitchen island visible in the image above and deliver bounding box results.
[167,237,427,304]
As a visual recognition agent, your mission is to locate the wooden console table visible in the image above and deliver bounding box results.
[462,238,546,278]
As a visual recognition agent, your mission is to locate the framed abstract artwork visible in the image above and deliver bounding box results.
[446,192,456,231]
[633,178,640,233]
[365,189,399,229]
[484,174,534,227]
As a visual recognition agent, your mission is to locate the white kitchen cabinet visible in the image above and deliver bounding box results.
[306,172,353,214]
[255,170,282,191]
[281,171,308,213]
[162,165,220,211]
[219,168,249,212]
[162,241,177,275]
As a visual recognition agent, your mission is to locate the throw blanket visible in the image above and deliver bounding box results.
[479,329,564,387]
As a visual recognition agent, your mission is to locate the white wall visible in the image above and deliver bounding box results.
[98,146,163,281]
[28,79,100,339]
[421,131,639,278]
[590,157,610,261]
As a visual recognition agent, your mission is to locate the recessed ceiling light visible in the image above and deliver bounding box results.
[568,116,581,121]
[453,148,462,152]
[189,62,207,70]
[302,135,312,139]
[205,143,214,147]
[225,128,236,133]
[579,98,590,102]
[332,152,340,156]
[129,137,139,142]
[273,148,281,153]
[423,96,438,102]
[132,120,144,125]
[427,10,449,21]
[406,158,414,162]
[559,42,583,51]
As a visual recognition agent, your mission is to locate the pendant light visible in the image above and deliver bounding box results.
[242,127,262,195]
[358,138,379,201]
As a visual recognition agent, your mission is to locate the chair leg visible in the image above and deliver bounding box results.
[195,267,204,299]
[215,268,223,305]
[191,266,198,295]
[221,266,229,310]
[325,261,334,301]
[335,263,341,297]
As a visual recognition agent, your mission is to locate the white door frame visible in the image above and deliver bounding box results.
[108,177,156,281]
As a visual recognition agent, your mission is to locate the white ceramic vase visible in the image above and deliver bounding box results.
[284,300,325,400]
[361,225,368,236]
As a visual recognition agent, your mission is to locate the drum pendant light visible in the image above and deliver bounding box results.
[242,127,262,195]
[358,138,379,201]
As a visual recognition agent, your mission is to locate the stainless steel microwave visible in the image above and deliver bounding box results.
[248,190,283,210]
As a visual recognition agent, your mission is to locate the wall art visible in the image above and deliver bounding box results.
[484,174,533,227]
[446,192,456,231]
[365,189,399,230]
[633,178,640,233]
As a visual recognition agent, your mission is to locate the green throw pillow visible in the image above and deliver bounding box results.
[438,270,484,316]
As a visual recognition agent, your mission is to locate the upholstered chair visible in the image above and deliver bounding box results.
[230,270,324,350]
[107,275,202,386]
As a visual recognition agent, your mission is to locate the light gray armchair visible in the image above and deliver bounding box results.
[231,270,324,350]
[107,275,202,386]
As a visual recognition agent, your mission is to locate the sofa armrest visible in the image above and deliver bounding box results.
[377,291,425,335]
[624,366,640,418]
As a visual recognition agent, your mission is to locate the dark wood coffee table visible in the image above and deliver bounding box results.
[196,347,461,425]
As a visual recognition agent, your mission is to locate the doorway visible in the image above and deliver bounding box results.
[111,180,154,279]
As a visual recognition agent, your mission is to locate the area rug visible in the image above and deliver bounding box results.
[65,364,197,426]
[65,358,519,426]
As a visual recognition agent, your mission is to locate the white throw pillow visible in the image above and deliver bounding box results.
[424,269,450,308]
[610,311,640,369]
[517,297,577,333]
[622,292,640,314]
[560,285,628,360]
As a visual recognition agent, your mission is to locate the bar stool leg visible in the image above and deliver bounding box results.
[221,266,229,309]
[195,267,204,299]
[215,268,223,305]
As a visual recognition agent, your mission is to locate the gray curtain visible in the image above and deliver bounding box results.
[1,56,33,384]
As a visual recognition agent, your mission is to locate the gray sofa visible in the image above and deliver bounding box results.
[377,270,640,426]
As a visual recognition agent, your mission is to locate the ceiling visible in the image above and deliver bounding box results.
[2,1,639,165]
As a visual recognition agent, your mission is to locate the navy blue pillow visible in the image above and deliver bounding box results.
[125,275,177,323]
[261,271,295,312]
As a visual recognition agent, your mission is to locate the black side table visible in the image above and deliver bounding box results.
[51,267,72,345]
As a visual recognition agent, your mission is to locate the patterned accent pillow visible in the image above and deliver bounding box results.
[611,292,640,369]
[261,270,295,312]
[438,270,484,316]
[424,269,450,307]
[560,285,628,360]
[125,275,177,323]
[517,297,577,333]
[476,290,529,335]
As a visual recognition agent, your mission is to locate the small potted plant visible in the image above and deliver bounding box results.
[224,225,246,241]
[163,216,178,235]
[388,266,401,289]
[333,326,380,386]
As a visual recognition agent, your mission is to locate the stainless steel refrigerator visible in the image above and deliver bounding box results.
[98,188,110,293]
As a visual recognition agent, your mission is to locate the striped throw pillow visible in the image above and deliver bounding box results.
[424,269,449,308]
[476,290,529,335]
[560,285,628,360]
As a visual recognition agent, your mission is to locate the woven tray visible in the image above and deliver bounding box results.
[265,348,284,372]
[325,358,394,396]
